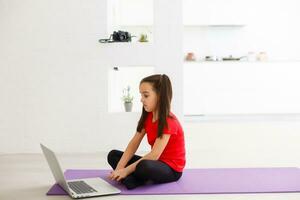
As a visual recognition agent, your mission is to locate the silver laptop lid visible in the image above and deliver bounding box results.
[40,144,71,195]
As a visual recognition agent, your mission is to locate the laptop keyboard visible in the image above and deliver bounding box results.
[68,181,98,194]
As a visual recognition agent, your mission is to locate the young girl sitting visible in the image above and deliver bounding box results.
[107,74,186,189]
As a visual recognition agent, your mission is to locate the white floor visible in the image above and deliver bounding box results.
[1,152,300,200]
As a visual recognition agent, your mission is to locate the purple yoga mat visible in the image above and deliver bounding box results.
[47,168,300,195]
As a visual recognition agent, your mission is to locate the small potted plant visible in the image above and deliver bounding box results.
[122,86,134,112]
[139,33,148,42]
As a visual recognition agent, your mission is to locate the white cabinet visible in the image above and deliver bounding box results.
[184,61,300,115]
[183,0,248,26]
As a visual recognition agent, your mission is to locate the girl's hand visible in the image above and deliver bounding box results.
[109,168,129,182]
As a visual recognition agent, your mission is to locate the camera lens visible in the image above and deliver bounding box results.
[119,34,125,41]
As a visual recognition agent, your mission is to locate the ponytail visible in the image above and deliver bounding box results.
[136,74,173,138]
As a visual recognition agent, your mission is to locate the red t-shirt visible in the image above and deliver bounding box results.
[144,112,186,172]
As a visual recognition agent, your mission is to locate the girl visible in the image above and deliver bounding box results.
[107,74,185,190]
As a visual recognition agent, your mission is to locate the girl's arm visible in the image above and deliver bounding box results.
[125,133,171,175]
[115,129,146,170]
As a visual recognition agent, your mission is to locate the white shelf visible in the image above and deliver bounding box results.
[184,113,300,123]
[184,60,300,64]
[184,24,246,27]
[119,24,153,27]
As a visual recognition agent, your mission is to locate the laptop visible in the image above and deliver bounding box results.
[40,144,121,198]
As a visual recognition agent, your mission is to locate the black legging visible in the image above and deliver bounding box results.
[107,149,182,189]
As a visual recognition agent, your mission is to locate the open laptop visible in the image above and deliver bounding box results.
[40,144,121,199]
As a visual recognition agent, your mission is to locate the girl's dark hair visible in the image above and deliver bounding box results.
[136,74,173,138]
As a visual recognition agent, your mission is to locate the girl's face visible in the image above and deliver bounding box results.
[139,82,158,113]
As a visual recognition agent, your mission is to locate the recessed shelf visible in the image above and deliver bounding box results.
[184,24,246,27]
[107,0,154,43]
[108,66,155,113]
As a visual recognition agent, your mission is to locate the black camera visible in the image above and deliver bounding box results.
[112,30,131,42]
[98,30,132,43]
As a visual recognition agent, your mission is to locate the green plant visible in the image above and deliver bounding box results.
[139,34,148,42]
[122,86,134,103]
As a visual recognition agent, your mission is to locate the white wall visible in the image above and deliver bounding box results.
[0,0,110,153]
[0,0,183,153]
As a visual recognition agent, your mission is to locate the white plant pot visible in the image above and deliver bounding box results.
[124,102,133,112]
